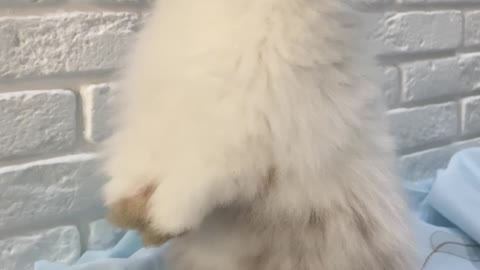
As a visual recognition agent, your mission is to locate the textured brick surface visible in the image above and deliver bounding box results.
[367,11,462,54]
[0,154,105,229]
[465,11,480,47]
[0,12,142,80]
[0,226,80,270]
[401,54,480,103]
[0,90,76,160]
[388,103,458,151]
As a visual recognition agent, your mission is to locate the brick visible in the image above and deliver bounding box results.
[388,102,458,151]
[0,90,76,160]
[88,219,125,250]
[81,83,118,143]
[0,154,106,229]
[401,55,480,102]
[366,11,462,54]
[0,12,142,80]
[453,54,480,94]
[465,11,480,47]
[399,138,480,180]
[461,96,480,136]
[402,57,457,102]
[381,66,400,108]
[0,226,80,270]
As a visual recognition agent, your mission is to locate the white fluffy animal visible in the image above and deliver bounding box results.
[102,0,415,269]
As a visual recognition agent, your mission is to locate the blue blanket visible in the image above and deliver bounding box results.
[35,148,480,270]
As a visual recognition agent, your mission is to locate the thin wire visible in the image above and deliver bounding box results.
[421,236,480,270]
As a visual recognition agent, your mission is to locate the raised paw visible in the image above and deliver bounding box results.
[106,184,176,247]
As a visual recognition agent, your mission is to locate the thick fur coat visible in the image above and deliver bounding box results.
[102,0,415,269]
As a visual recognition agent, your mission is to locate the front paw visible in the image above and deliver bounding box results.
[107,184,155,230]
[106,184,177,247]
[140,228,176,247]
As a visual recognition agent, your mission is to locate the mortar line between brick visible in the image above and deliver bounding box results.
[455,100,463,141]
[0,2,148,16]
[395,91,480,109]
[457,47,480,54]
[76,223,91,254]
[398,65,407,104]
[73,89,90,152]
[459,10,466,50]
[0,145,98,167]
[0,70,117,93]
[400,136,480,157]
[393,3,480,12]
[377,50,457,65]
[398,138,456,156]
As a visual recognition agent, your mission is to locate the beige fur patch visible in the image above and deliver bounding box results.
[107,185,173,246]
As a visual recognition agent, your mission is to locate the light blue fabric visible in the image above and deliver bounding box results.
[35,148,480,270]
[404,148,480,270]
[35,231,167,270]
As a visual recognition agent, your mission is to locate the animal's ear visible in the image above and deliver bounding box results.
[106,185,157,230]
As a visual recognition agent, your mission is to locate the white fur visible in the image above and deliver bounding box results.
[103,0,415,269]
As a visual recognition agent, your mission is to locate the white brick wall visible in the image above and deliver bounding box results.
[0,0,479,269]
[363,1,480,180]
